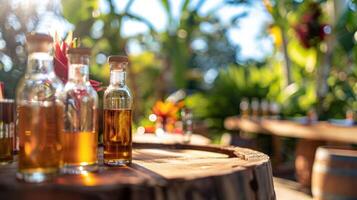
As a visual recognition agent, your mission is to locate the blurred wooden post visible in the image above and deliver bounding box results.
[295,139,325,188]
[281,30,292,86]
[272,136,282,168]
[0,82,4,100]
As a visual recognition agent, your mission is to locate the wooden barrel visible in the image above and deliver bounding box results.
[0,143,275,200]
[312,147,357,200]
[295,139,325,187]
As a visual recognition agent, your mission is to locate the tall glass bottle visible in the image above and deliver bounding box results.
[16,33,63,182]
[61,47,98,174]
[103,56,133,166]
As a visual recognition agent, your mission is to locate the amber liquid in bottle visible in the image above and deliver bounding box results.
[17,104,63,175]
[103,109,132,164]
[0,138,13,163]
[61,131,97,166]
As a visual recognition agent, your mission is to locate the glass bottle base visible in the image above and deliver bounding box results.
[16,169,58,183]
[61,163,98,174]
[104,159,131,166]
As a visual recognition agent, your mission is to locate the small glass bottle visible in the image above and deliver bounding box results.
[16,33,64,182]
[103,55,133,166]
[181,107,193,143]
[61,47,98,174]
[240,98,250,118]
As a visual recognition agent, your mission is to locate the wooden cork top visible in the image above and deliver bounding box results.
[108,55,128,63]
[67,47,91,55]
[26,33,53,43]
[26,33,53,53]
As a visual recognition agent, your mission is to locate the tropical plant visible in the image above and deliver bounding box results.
[265,0,357,119]
[60,0,249,122]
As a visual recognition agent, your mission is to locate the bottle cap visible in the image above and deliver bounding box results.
[26,32,53,53]
[108,55,128,63]
[26,32,53,43]
[67,47,91,55]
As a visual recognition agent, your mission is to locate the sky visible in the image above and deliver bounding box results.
[102,0,274,62]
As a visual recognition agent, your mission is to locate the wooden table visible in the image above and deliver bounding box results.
[224,117,357,143]
[224,116,357,187]
[0,143,275,200]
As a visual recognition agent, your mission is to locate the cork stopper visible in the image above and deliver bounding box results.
[26,32,53,53]
[67,47,91,55]
[108,55,128,63]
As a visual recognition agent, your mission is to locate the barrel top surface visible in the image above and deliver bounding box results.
[0,143,270,189]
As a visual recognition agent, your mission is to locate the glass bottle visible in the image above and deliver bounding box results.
[61,47,98,174]
[16,33,63,182]
[103,55,133,166]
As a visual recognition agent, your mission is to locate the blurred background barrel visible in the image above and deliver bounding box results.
[312,147,357,200]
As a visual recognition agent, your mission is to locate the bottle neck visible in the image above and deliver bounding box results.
[68,64,89,84]
[26,52,54,75]
[110,70,126,87]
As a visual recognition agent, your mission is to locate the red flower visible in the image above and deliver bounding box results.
[294,3,328,49]
[53,36,102,91]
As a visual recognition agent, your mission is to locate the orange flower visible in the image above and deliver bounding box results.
[152,100,180,120]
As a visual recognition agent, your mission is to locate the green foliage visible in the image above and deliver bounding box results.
[265,0,357,120]
[58,0,356,126]
[323,68,357,118]
[335,4,357,53]
[62,0,98,24]
[186,64,282,133]
[280,81,317,116]
[129,52,162,120]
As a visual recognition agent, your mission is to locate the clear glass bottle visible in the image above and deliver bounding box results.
[103,55,133,166]
[16,33,64,182]
[60,47,98,174]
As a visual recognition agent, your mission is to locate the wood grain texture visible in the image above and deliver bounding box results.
[224,117,357,144]
[0,143,275,200]
[133,134,211,145]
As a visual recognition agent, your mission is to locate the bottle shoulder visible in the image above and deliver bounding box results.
[103,86,133,109]
[16,74,63,102]
[104,86,132,98]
